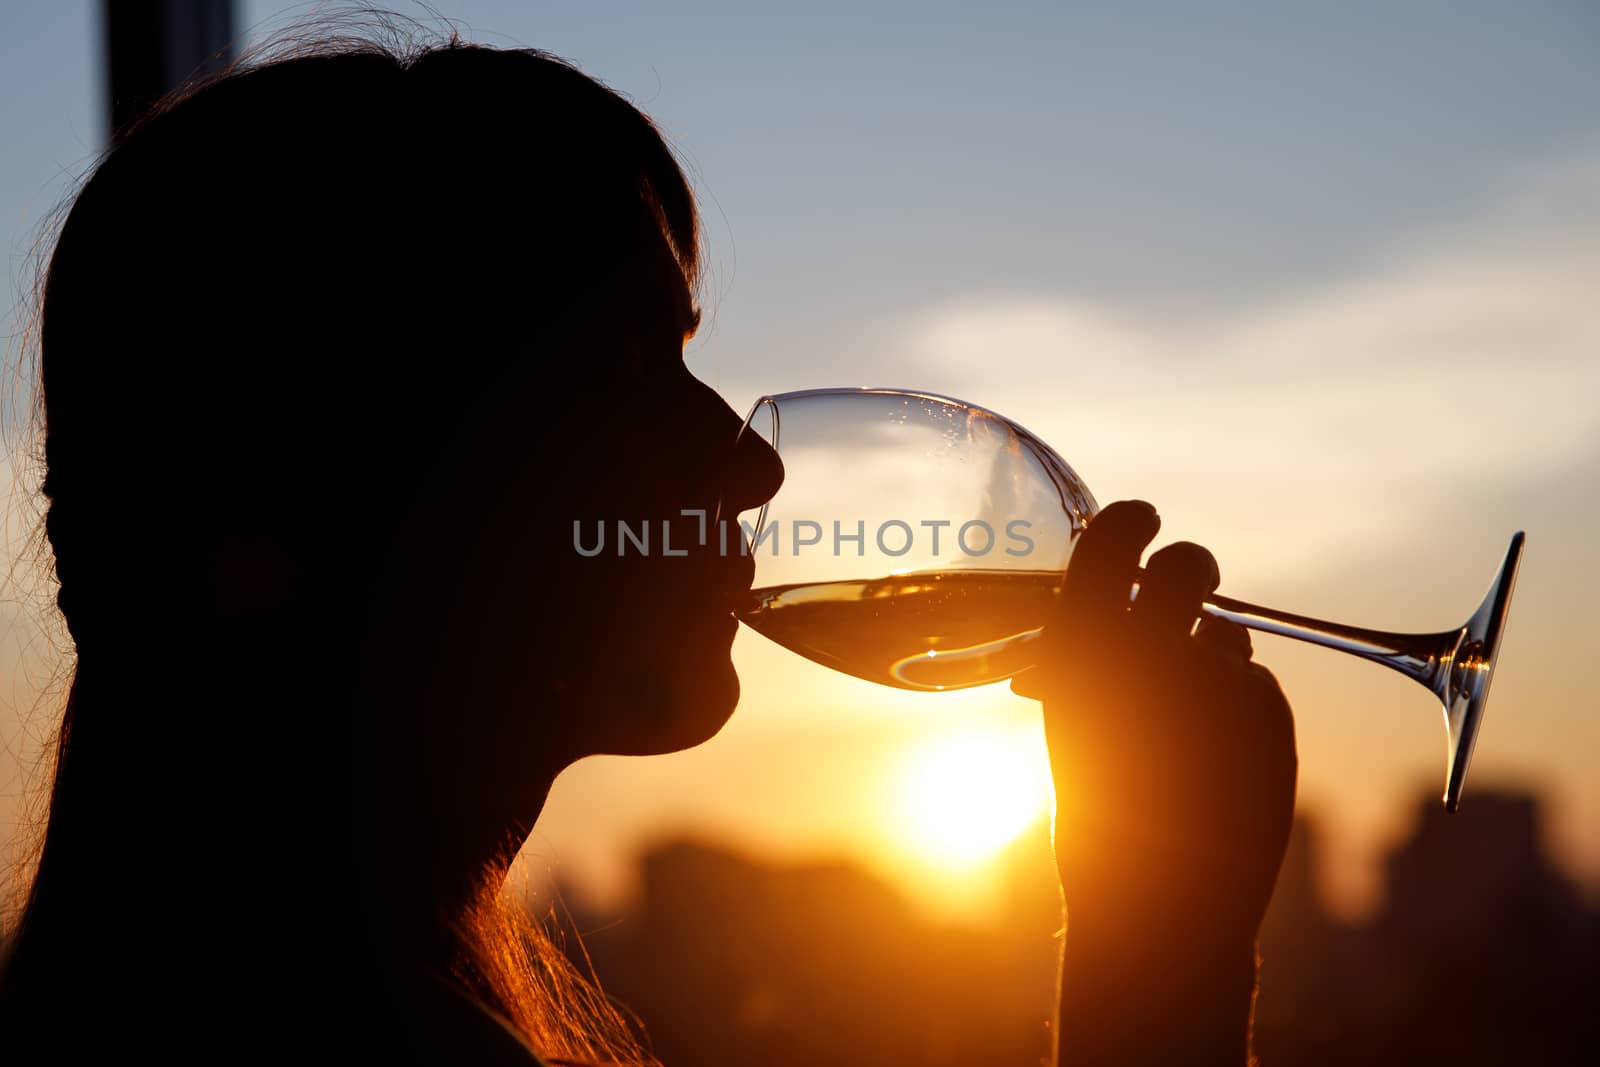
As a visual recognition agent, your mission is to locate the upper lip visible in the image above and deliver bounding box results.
[718,554,756,612]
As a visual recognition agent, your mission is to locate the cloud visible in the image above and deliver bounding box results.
[889,152,1600,583]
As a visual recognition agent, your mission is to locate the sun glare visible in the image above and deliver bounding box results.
[888,725,1053,872]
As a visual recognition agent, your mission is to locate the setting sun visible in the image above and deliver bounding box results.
[887,724,1054,872]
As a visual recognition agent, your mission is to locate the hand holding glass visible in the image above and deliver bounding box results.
[728,388,1522,812]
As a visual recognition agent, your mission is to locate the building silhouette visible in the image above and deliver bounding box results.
[556,789,1597,1066]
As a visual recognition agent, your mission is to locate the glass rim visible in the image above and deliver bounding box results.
[725,384,1095,540]
[738,386,1066,473]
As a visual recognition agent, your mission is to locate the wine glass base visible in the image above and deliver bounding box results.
[1441,532,1525,813]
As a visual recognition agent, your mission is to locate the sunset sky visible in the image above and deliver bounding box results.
[2,1,1596,923]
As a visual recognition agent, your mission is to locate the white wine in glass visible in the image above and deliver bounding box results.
[728,388,1523,813]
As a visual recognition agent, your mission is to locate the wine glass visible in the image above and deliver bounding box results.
[725,387,1523,813]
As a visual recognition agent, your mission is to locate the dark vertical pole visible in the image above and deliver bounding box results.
[103,0,237,144]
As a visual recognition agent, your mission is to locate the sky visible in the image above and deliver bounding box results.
[1,1,1597,922]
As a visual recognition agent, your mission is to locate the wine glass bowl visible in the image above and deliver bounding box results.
[734,389,1095,690]
[730,387,1524,812]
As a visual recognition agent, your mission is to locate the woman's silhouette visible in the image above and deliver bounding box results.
[0,34,1296,1066]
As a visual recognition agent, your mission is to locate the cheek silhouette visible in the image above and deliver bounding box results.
[539,551,741,758]
[574,628,740,756]
[628,598,741,747]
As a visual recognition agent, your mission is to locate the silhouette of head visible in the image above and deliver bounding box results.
[28,39,786,950]
[41,42,780,763]
[6,36,785,1059]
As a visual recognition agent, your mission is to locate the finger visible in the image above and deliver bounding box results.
[1131,540,1219,638]
[1021,501,1159,701]
[1195,616,1253,664]
[1246,663,1297,748]
[1228,661,1298,784]
[1059,500,1161,621]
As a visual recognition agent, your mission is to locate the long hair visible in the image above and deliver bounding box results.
[0,26,689,1064]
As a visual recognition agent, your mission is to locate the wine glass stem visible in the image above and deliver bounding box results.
[1188,584,1462,701]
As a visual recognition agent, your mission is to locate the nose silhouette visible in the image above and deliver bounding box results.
[720,413,784,520]
[687,375,783,523]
